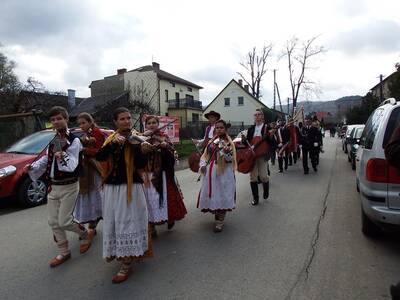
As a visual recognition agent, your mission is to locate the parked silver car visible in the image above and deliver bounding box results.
[355,98,400,236]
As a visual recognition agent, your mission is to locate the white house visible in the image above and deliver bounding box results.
[203,79,269,125]
[89,62,203,126]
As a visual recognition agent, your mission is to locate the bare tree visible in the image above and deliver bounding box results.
[238,44,273,99]
[0,46,21,93]
[282,36,324,112]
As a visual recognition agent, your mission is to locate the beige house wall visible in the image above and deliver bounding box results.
[204,81,267,125]
[168,108,203,127]
[123,70,160,114]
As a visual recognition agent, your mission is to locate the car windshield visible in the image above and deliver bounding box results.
[5,131,56,155]
[355,127,364,139]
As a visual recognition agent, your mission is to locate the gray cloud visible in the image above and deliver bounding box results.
[331,19,400,55]
[0,0,145,94]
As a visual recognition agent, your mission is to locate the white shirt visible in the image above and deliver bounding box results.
[253,124,263,137]
[28,137,83,181]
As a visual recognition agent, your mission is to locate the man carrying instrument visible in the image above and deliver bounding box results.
[193,110,220,150]
[23,106,91,267]
[243,109,271,205]
[275,119,290,173]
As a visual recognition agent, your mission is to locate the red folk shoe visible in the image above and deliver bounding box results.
[112,269,132,284]
[49,253,71,268]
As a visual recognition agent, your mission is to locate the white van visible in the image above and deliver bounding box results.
[355,98,400,236]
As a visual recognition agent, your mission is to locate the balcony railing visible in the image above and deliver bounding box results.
[168,98,203,109]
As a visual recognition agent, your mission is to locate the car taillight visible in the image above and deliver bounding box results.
[366,158,400,184]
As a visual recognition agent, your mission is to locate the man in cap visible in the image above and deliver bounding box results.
[194,110,220,150]
[300,117,320,174]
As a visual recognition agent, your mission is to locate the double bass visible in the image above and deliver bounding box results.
[236,127,272,174]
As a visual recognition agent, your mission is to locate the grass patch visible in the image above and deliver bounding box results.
[174,139,197,158]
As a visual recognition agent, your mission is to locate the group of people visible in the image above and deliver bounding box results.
[267,115,324,175]
[23,106,188,283]
[22,105,324,284]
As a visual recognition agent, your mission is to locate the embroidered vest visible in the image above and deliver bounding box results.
[44,133,81,182]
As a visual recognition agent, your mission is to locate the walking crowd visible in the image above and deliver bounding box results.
[22,105,324,284]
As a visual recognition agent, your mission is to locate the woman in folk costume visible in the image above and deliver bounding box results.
[96,107,153,284]
[197,119,237,233]
[73,113,104,245]
[142,115,187,237]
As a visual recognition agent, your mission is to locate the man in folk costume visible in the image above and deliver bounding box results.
[23,106,91,267]
[275,119,290,173]
[194,110,220,150]
[96,107,153,283]
[198,119,237,232]
[286,118,300,166]
[244,109,271,206]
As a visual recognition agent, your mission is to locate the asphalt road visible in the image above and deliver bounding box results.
[0,137,399,300]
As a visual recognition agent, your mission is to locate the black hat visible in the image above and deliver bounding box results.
[204,110,220,120]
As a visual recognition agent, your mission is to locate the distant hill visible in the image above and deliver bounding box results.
[284,95,362,122]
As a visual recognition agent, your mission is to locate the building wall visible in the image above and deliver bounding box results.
[159,79,200,116]
[123,70,160,114]
[168,107,203,126]
[90,75,124,97]
[371,81,391,100]
[204,81,266,125]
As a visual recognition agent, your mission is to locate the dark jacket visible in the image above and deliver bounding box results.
[247,123,271,160]
[274,126,290,145]
[385,126,400,169]
[301,126,321,150]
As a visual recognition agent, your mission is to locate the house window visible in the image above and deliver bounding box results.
[187,87,192,92]
[175,92,179,100]
[224,97,230,107]
[238,96,244,106]
[192,113,199,122]
[165,90,169,102]
[185,94,194,100]
[170,82,175,87]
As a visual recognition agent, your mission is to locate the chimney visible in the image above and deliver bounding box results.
[67,89,76,107]
[117,68,127,75]
[238,79,243,86]
[244,85,249,92]
[152,62,160,70]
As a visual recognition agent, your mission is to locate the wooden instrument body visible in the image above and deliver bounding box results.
[235,138,270,174]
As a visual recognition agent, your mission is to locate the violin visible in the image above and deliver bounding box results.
[80,128,96,147]
[51,131,70,167]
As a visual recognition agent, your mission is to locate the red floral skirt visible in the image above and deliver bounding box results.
[166,176,187,222]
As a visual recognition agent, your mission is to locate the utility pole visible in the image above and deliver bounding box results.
[273,69,277,110]
[287,97,290,115]
[379,74,384,102]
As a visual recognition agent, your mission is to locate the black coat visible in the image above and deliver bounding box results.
[246,123,271,160]
[300,126,321,150]
[274,127,290,145]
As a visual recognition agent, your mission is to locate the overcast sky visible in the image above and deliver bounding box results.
[1,0,399,107]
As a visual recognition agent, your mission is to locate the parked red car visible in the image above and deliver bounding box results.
[0,128,112,207]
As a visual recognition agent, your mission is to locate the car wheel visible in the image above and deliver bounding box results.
[361,206,382,237]
[17,177,47,207]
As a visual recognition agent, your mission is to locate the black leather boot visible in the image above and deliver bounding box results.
[263,182,269,199]
[250,182,259,205]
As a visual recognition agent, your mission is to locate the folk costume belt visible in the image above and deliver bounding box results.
[51,178,78,185]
